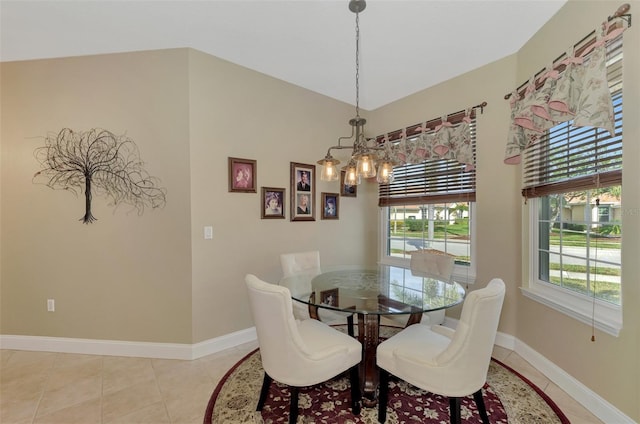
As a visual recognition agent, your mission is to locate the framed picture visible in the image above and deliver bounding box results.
[321,192,339,220]
[340,170,357,197]
[320,288,339,307]
[228,157,257,193]
[290,162,315,221]
[261,187,285,219]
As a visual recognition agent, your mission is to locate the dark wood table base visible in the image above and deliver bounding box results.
[357,313,381,406]
[357,311,422,406]
[309,295,423,406]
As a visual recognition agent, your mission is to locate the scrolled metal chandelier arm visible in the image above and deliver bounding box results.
[319,125,357,164]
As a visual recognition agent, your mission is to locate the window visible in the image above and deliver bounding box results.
[380,202,475,284]
[378,115,476,284]
[534,189,621,304]
[523,32,623,336]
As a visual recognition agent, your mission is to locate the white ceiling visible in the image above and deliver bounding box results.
[0,0,567,110]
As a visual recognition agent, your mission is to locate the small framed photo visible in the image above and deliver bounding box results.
[290,162,315,221]
[229,157,257,193]
[320,288,339,307]
[261,187,285,219]
[340,170,357,197]
[321,192,339,220]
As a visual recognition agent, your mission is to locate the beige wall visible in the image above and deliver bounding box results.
[1,50,194,343]
[1,0,638,420]
[184,49,377,342]
[516,1,640,421]
[0,47,376,345]
[370,1,639,420]
[369,54,522,336]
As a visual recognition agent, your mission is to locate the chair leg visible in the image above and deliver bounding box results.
[349,364,361,415]
[473,389,490,424]
[347,314,355,337]
[257,373,272,411]
[449,397,462,424]
[378,368,389,423]
[289,386,299,424]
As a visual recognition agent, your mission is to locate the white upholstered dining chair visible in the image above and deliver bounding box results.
[245,274,362,423]
[386,249,455,328]
[280,250,322,278]
[377,278,506,424]
[409,248,456,282]
[409,249,456,325]
[279,250,355,335]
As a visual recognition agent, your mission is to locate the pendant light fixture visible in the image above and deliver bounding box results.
[317,0,395,185]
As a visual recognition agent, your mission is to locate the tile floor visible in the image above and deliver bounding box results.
[1,341,603,424]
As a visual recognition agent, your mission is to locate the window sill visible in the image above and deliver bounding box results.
[520,284,622,337]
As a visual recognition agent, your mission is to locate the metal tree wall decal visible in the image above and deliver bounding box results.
[33,128,167,224]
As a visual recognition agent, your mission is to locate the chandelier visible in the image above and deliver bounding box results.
[317,0,395,186]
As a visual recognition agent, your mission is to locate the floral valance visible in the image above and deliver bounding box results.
[504,18,628,165]
[380,105,483,172]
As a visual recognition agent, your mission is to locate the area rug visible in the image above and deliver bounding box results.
[204,326,570,424]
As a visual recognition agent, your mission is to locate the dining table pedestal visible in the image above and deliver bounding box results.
[358,313,381,406]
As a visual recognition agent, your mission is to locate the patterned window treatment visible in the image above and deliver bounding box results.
[379,105,483,172]
[521,38,623,199]
[504,17,629,165]
[391,111,475,172]
[378,109,480,207]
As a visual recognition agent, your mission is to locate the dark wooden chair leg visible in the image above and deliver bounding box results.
[449,397,462,424]
[257,373,272,411]
[289,386,299,424]
[378,368,389,423]
[347,314,355,337]
[349,365,361,415]
[473,389,490,424]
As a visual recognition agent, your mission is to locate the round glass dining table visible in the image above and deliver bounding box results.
[280,264,466,406]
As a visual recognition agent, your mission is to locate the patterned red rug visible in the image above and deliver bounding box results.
[204,355,569,423]
[204,327,570,423]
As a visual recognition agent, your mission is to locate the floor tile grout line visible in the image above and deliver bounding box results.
[150,357,172,423]
[100,354,105,424]
[30,352,57,424]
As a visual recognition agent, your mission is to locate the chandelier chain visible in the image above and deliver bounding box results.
[355,11,360,119]
[317,0,394,185]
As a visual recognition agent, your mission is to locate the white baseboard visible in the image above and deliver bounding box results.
[0,326,634,423]
[513,338,635,424]
[191,327,257,359]
[442,318,634,424]
[0,327,257,360]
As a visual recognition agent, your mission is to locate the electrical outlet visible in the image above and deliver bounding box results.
[47,299,55,312]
